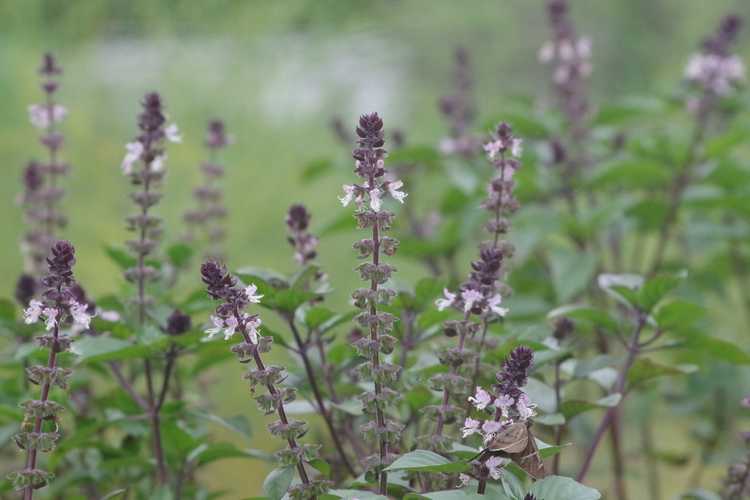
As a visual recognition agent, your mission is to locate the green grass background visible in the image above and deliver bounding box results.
[1,1,750,497]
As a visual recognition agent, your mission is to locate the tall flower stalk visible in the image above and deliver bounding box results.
[650,14,743,273]
[430,123,521,450]
[120,92,180,485]
[16,54,70,300]
[200,261,328,499]
[183,119,230,261]
[9,241,92,499]
[438,47,481,158]
[340,113,406,494]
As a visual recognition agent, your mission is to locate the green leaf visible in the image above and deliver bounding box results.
[527,475,601,500]
[304,307,336,329]
[680,334,750,365]
[263,466,295,500]
[560,394,622,419]
[104,245,136,270]
[485,112,550,138]
[166,243,194,267]
[301,158,337,182]
[549,249,598,303]
[190,411,252,438]
[415,278,446,309]
[384,450,468,473]
[388,145,441,167]
[188,443,273,466]
[547,305,619,333]
[524,378,557,414]
[637,272,685,312]
[71,336,159,364]
[330,490,388,499]
[654,301,704,332]
[590,160,670,190]
[627,358,697,388]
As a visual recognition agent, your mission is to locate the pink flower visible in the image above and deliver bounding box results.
[462,417,481,438]
[482,420,503,435]
[244,284,263,303]
[386,180,407,203]
[70,301,93,330]
[435,288,456,311]
[244,315,262,344]
[43,307,58,331]
[28,104,67,129]
[485,456,509,480]
[23,300,44,324]
[487,294,509,317]
[121,142,143,175]
[369,188,382,212]
[469,387,492,410]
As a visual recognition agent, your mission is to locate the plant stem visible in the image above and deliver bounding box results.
[22,323,60,500]
[368,179,389,495]
[286,316,356,476]
[434,311,471,441]
[552,359,563,475]
[577,314,646,482]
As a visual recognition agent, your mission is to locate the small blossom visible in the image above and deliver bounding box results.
[486,456,509,480]
[165,123,182,143]
[516,393,537,420]
[28,104,67,129]
[538,41,555,63]
[496,394,514,410]
[339,184,356,207]
[435,288,456,311]
[369,188,382,212]
[205,315,225,340]
[386,180,407,203]
[43,307,58,331]
[461,289,483,313]
[121,142,143,175]
[462,417,481,438]
[483,140,503,160]
[244,284,263,303]
[150,155,166,173]
[245,315,262,344]
[487,294,509,317]
[510,138,523,158]
[469,386,492,410]
[70,301,92,330]
[222,315,239,340]
[458,473,471,487]
[24,299,44,324]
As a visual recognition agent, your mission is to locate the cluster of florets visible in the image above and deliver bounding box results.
[17,54,70,289]
[460,347,536,482]
[200,261,263,343]
[9,241,86,492]
[539,0,592,86]
[482,123,521,228]
[200,261,327,498]
[183,120,230,260]
[285,204,319,265]
[438,47,482,158]
[121,92,181,176]
[23,241,93,333]
[722,396,750,499]
[684,14,744,103]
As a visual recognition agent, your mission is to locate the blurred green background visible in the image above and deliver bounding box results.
[1,1,749,497]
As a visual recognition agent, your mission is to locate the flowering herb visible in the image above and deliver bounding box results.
[438,47,481,158]
[340,113,406,494]
[8,241,91,498]
[201,261,329,499]
[119,92,181,485]
[16,54,70,300]
[183,119,230,260]
[286,204,320,266]
[429,122,521,453]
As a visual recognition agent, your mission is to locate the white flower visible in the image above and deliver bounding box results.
[516,393,537,420]
[486,456,509,480]
[205,315,225,339]
[339,184,356,207]
[28,104,67,129]
[369,188,382,212]
[165,123,182,143]
[458,474,471,487]
[469,387,492,410]
[462,417,481,438]
[483,139,503,159]
[487,294,509,317]
[121,142,143,175]
[70,301,93,330]
[558,40,575,61]
[244,284,263,303]
[222,315,238,340]
[245,315,262,344]
[387,180,407,203]
[435,288,456,311]
[43,307,58,331]
[150,155,166,173]
[538,41,555,63]
[24,300,44,324]
[510,138,523,158]
[461,289,483,313]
